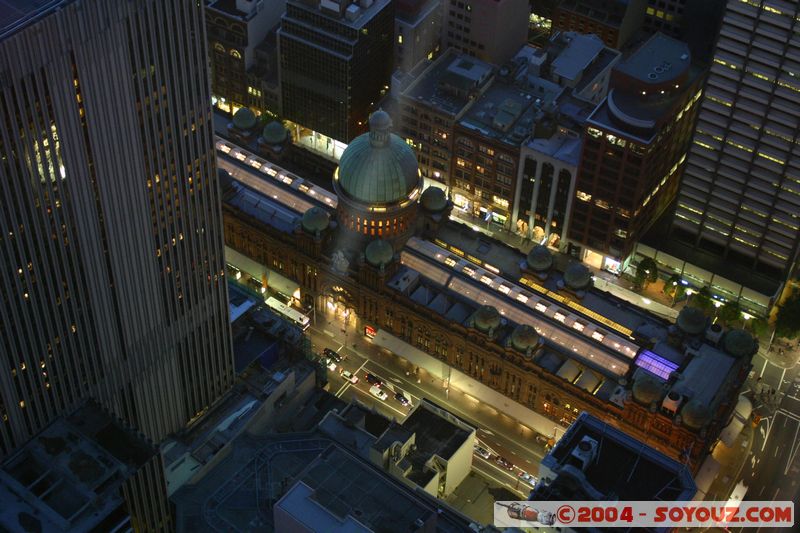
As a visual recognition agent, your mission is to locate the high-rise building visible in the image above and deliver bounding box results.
[0,0,234,457]
[568,33,703,270]
[206,0,287,116]
[395,0,442,74]
[442,0,530,65]
[279,0,395,143]
[661,0,800,311]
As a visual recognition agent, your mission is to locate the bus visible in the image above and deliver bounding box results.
[265,296,310,331]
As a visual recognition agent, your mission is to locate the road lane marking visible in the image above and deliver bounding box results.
[324,330,334,337]
[785,423,800,475]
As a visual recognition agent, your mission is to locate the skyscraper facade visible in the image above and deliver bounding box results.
[0,0,234,457]
[279,0,395,143]
[669,0,800,295]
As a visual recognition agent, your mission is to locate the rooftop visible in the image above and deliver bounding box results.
[275,444,473,533]
[551,33,606,83]
[0,401,155,532]
[616,33,691,87]
[288,0,391,30]
[556,0,631,26]
[458,77,562,147]
[402,399,474,461]
[534,412,696,504]
[402,48,494,117]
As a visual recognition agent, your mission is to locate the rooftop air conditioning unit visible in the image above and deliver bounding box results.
[569,436,598,471]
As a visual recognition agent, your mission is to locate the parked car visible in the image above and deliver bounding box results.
[369,385,388,401]
[473,445,491,459]
[365,373,383,387]
[394,391,410,407]
[341,370,358,384]
[518,472,537,486]
[325,359,337,372]
[323,348,342,363]
[495,456,514,470]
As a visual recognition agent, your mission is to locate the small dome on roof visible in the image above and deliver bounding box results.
[510,324,540,353]
[677,306,707,335]
[262,121,288,144]
[723,329,757,358]
[682,400,712,430]
[564,263,592,290]
[526,245,553,272]
[301,206,330,234]
[233,107,257,130]
[632,374,664,405]
[365,239,394,268]
[473,305,501,333]
[369,109,392,131]
[420,187,447,212]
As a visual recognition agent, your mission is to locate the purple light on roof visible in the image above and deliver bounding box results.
[635,350,679,380]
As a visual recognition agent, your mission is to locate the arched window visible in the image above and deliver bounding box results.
[213,43,225,53]
[230,49,242,59]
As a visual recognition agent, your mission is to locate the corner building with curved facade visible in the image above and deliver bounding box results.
[220,111,754,473]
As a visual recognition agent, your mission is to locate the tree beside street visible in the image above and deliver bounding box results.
[633,257,658,291]
[775,289,800,340]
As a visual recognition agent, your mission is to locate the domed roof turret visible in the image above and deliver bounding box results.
[510,324,540,354]
[682,400,711,430]
[262,121,288,144]
[723,329,757,358]
[564,263,592,290]
[420,187,447,212]
[301,206,330,234]
[676,306,707,335]
[233,107,257,130]
[365,239,394,268]
[526,245,553,272]
[632,374,664,404]
[473,305,501,333]
[336,110,421,205]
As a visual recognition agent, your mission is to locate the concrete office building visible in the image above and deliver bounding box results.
[279,0,394,145]
[395,0,442,74]
[398,48,494,189]
[207,0,286,116]
[568,33,703,272]
[643,0,800,316]
[442,0,530,65]
[0,0,234,456]
[552,0,648,49]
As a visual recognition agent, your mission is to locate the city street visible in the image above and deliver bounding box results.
[307,315,546,499]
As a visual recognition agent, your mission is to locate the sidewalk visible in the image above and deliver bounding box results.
[704,422,754,502]
[765,338,800,369]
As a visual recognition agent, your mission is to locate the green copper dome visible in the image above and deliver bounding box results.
[365,239,394,268]
[564,262,592,290]
[632,374,664,405]
[233,107,257,130]
[681,400,711,430]
[420,186,447,212]
[336,110,421,205]
[473,305,501,333]
[526,245,553,272]
[723,329,757,358]
[676,306,707,335]
[301,206,330,234]
[510,324,540,354]
[262,121,288,144]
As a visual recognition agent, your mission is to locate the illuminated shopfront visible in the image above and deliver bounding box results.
[285,120,348,161]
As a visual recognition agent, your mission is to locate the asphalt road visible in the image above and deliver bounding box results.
[307,319,544,499]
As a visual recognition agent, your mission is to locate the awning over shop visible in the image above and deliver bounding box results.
[225,246,299,298]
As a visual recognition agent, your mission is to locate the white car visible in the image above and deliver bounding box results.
[326,359,337,372]
[369,385,388,401]
[341,370,359,384]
